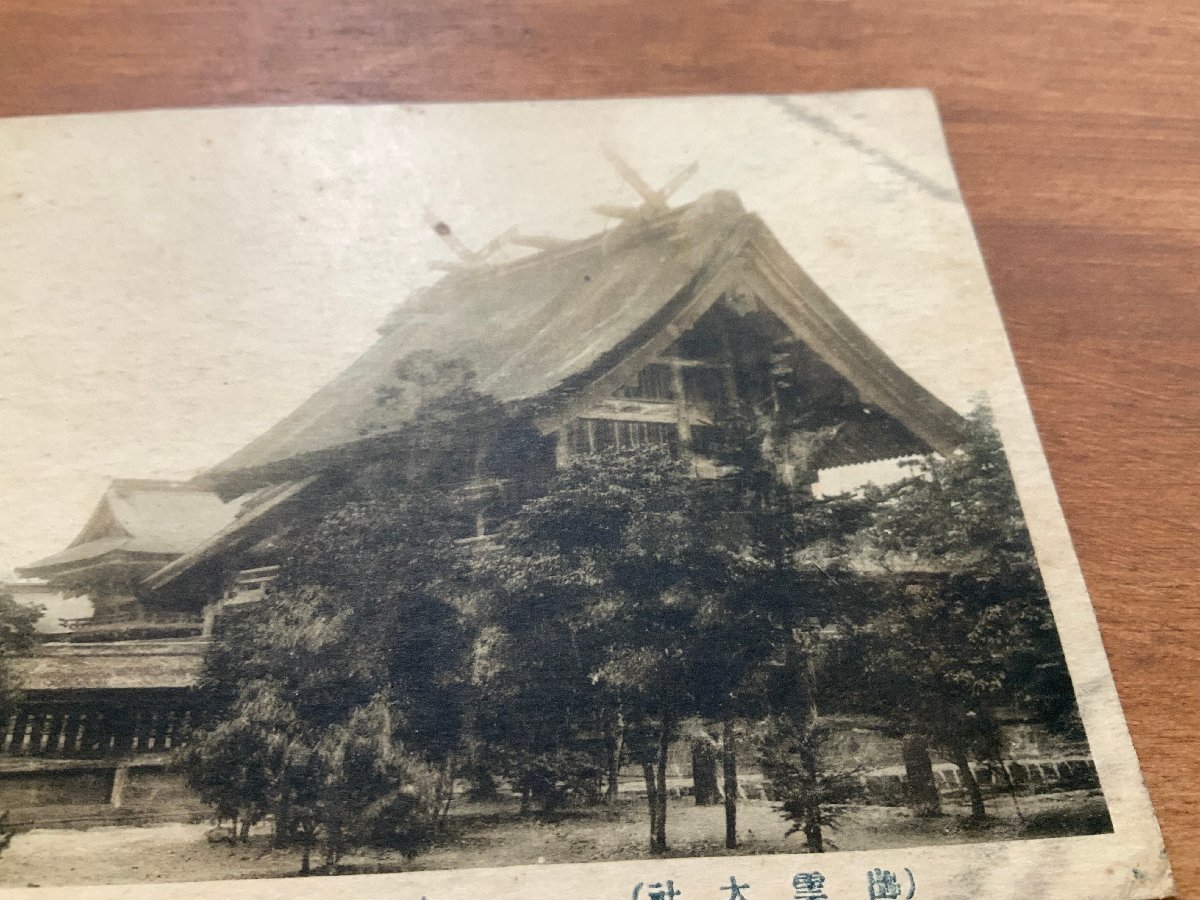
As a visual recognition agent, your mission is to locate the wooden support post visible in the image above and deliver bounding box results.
[43,708,66,756]
[78,710,99,757]
[26,706,46,754]
[61,709,82,755]
[155,708,173,751]
[555,426,571,468]
[9,709,30,754]
[202,600,222,637]
[133,709,153,753]
[110,765,130,808]
[670,361,692,453]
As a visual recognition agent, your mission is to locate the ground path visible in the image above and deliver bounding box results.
[0,793,1109,886]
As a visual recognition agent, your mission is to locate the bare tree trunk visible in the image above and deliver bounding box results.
[799,739,823,853]
[793,637,824,852]
[520,780,532,816]
[902,734,942,817]
[324,828,343,875]
[654,724,670,852]
[996,758,1025,824]
[239,817,252,842]
[692,736,721,806]
[273,806,290,848]
[952,747,986,820]
[722,717,738,849]
[438,752,457,829]
[607,708,625,803]
[642,762,659,850]
[299,825,314,876]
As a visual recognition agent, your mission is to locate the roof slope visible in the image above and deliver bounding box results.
[19,480,243,577]
[143,477,319,592]
[206,192,751,488]
[204,190,966,493]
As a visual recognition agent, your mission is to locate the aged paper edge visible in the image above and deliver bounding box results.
[0,89,1173,900]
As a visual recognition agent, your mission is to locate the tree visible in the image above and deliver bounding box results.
[0,591,39,705]
[472,437,863,852]
[177,681,293,840]
[307,698,437,871]
[472,448,710,852]
[189,581,449,871]
[0,590,39,860]
[687,408,872,849]
[470,622,608,815]
[756,714,859,853]
[186,463,480,867]
[184,358,556,869]
[849,402,1077,820]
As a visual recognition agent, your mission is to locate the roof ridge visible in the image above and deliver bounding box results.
[379,191,748,333]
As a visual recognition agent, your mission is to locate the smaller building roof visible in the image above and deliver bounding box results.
[18,480,244,579]
[10,640,206,691]
[142,476,318,592]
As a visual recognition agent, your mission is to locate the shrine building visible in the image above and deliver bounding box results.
[5,190,968,824]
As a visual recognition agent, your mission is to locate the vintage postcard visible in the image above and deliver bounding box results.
[0,91,1172,898]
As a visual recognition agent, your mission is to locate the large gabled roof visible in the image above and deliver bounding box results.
[18,480,243,579]
[203,191,966,497]
[203,192,753,492]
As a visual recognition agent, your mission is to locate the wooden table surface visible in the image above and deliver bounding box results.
[2,0,1197,893]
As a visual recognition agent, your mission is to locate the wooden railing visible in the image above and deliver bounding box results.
[58,608,202,633]
[1,702,192,757]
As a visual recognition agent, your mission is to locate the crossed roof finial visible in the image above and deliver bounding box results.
[593,145,699,220]
[424,212,571,272]
[425,148,698,271]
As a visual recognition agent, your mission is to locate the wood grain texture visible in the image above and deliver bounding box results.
[2,0,1197,891]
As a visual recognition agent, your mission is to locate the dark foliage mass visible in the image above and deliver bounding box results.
[182,384,1084,869]
[0,590,40,856]
[0,592,40,704]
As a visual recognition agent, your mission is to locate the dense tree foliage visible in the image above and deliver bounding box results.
[0,591,39,857]
[0,591,39,707]
[471,448,709,850]
[182,393,1085,865]
[835,404,1076,820]
[186,466,479,869]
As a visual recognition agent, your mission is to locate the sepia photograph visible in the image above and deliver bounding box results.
[0,92,1167,895]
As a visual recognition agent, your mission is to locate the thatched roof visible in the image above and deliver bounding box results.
[26,191,966,596]
[203,191,966,497]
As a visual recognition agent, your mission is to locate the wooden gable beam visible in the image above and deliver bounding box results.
[531,218,756,436]
[735,219,968,457]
